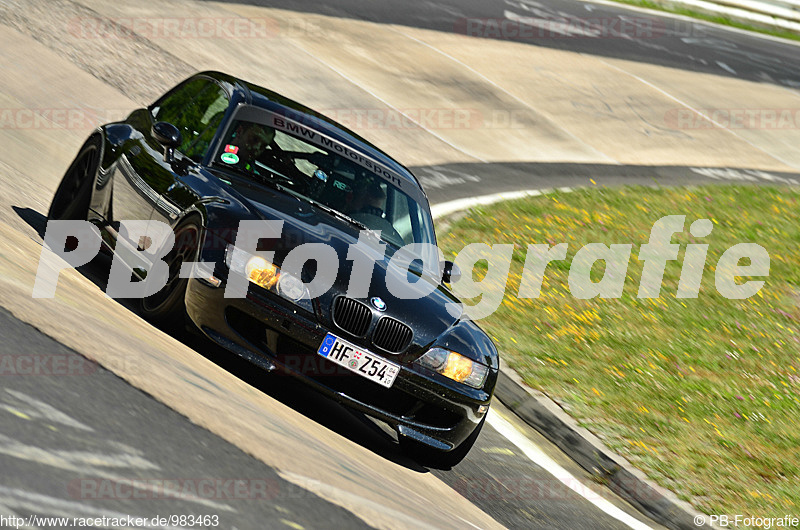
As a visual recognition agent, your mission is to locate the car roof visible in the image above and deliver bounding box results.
[196,71,425,195]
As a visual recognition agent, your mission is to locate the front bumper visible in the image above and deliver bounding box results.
[185,278,494,451]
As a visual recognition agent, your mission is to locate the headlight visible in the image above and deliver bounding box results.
[225,244,313,311]
[415,347,489,389]
[245,256,279,290]
[277,273,306,301]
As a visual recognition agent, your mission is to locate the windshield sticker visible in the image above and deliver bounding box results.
[224,144,239,154]
[220,152,239,164]
[333,180,350,191]
[268,114,406,190]
[230,105,429,205]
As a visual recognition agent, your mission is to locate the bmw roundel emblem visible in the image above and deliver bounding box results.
[370,297,387,311]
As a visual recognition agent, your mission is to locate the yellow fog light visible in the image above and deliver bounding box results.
[415,347,489,389]
[246,256,279,290]
[225,244,313,311]
[442,353,474,383]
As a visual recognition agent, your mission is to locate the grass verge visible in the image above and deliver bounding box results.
[608,0,800,42]
[438,185,800,516]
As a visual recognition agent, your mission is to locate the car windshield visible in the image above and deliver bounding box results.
[212,117,436,250]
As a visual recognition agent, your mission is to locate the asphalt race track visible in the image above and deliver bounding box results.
[0,0,798,528]
[215,0,800,89]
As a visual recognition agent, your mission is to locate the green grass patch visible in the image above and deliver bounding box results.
[609,0,800,42]
[438,185,800,516]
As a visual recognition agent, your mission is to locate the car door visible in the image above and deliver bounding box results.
[146,77,231,227]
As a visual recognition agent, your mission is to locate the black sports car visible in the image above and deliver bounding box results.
[48,71,499,466]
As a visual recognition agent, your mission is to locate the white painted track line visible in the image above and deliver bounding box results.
[487,409,654,530]
[430,187,575,219]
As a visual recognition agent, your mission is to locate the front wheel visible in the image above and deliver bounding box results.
[138,218,201,329]
[48,136,101,221]
[400,415,486,469]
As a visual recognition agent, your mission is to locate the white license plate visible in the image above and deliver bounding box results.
[317,333,400,388]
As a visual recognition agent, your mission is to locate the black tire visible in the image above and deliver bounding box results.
[48,136,101,221]
[400,415,486,469]
[138,218,201,329]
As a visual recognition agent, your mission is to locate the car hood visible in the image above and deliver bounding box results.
[219,178,490,363]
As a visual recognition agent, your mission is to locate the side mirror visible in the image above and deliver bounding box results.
[152,121,182,163]
[441,261,461,284]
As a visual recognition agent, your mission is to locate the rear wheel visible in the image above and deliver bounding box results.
[48,136,101,221]
[400,415,486,469]
[139,218,201,329]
